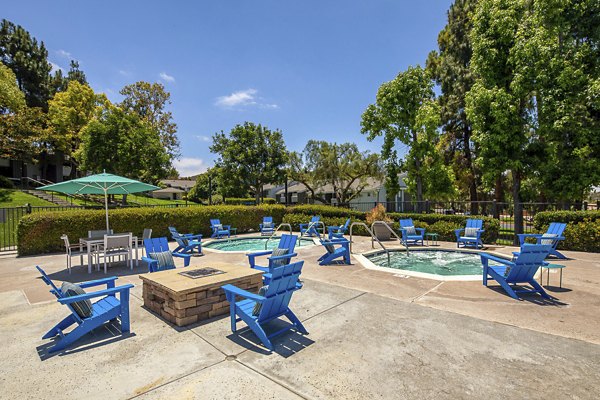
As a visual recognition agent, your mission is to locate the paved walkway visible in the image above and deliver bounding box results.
[0,235,598,399]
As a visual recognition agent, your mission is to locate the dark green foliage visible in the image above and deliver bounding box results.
[0,175,15,188]
[223,198,276,205]
[532,210,600,252]
[533,210,600,230]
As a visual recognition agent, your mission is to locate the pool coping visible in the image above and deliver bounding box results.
[203,236,319,254]
[354,247,511,282]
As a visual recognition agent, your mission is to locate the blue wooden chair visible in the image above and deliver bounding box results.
[142,237,191,272]
[515,222,567,259]
[300,216,321,237]
[455,219,485,249]
[318,238,351,265]
[247,234,298,273]
[210,219,232,239]
[168,226,202,254]
[36,266,133,353]
[399,218,425,246]
[222,261,307,351]
[481,244,552,300]
[260,216,275,236]
[327,218,351,239]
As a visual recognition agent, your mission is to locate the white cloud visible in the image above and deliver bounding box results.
[173,157,207,177]
[215,88,279,109]
[159,72,175,82]
[118,69,131,76]
[49,62,64,73]
[56,49,72,59]
[196,135,211,142]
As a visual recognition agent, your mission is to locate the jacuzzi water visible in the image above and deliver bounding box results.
[204,237,315,251]
[366,250,487,276]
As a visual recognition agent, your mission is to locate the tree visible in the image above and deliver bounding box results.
[47,81,105,178]
[0,106,45,166]
[288,140,383,205]
[210,122,288,203]
[0,19,51,109]
[0,62,25,113]
[426,0,481,210]
[119,81,179,160]
[78,104,171,183]
[50,60,88,94]
[361,65,454,207]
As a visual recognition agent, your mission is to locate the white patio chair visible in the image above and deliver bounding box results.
[88,229,113,239]
[60,234,86,274]
[98,233,132,274]
[136,228,153,256]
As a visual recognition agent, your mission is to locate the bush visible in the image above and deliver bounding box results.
[0,175,15,189]
[222,198,277,205]
[532,210,600,252]
[286,204,364,219]
[17,205,286,256]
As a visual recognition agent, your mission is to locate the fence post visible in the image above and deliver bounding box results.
[492,200,498,219]
[26,203,32,214]
[425,200,430,214]
[583,201,588,211]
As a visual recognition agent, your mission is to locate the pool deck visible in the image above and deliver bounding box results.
[0,234,599,399]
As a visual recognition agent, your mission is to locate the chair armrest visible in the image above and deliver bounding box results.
[247,250,273,258]
[416,228,426,234]
[77,276,118,289]
[299,223,308,229]
[182,233,202,240]
[480,253,514,266]
[329,238,350,244]
[268,252,297,262]
[172,252,191,259]
[327,226,341,232]
[221,284,265,302]
[223,225,231,230]
[58,284,134,303]
[518,233,542,239]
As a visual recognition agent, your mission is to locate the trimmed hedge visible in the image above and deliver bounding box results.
[533,210,600,252]
[18,203,500,255]
[224,198,277,205]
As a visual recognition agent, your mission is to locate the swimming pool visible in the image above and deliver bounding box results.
[364,249,492,278]
[204,237,316,252]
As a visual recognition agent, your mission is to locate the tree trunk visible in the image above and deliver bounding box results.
[464,128,479,215]
[494,175,504,203]
[512,169,523,245]
[255,180,260,205]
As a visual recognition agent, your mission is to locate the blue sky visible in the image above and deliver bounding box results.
[4,0,453,177]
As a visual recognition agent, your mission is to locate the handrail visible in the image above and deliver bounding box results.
[264,223,293,250]
[300,220,325,240]
[371,221,408,256]
[349,221,391,266]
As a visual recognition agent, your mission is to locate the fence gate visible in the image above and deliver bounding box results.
[0,207,27,252]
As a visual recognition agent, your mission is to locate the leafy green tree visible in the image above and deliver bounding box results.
[0,62,25,113]
[288,140,383,205]
[47,81,105,178]
[0,19,51,109]
[361,65,455,206]
[119,81,179,160]
[0,106,45,165]
[427,0,481,209]
[50,60,88,94]
[187,171,212,203]
[211,122,288,203]
[78,104,171,183]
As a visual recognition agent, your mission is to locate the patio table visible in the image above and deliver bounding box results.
[79,234,138,274]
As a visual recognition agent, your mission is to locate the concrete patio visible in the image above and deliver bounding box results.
[0,235,599,399]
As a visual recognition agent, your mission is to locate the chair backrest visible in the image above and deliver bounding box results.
[257,261,304,322]
[105,233,131,250]
[263,216,273,224]
[465,219,483,230]
[60,234,70,249]
[341,218,351,230]
[506,244,552,282]
[546,222,567,236]
[277,234,298,254]
[89,229,113,239]
[310,216,320,223]
[168,226,180,237]
[35,266,62,297]
[142,228,153,240]
[399,219,414,228]
[210,219,222,228]
[144,237,170,254]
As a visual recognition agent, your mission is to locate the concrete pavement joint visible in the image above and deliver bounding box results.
[301,291,367,323]
[410,281,444,303]
[126,359,226,399]
[234,359,311,400]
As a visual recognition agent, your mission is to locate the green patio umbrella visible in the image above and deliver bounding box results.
[38,172,160,231]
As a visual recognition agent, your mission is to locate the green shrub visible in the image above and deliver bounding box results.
[532,210,600,252]
[286,204,364,219]
[533,210,600,230]
[17,204,286,256]
[0,176,14,189]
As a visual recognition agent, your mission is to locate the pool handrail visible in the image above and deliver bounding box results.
[264,223,293,250]
[300,220,325,240]
[371,221,408,256]
[349,221,392,266]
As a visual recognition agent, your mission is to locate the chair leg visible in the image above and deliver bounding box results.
[285,309,308,334]
[48,323,91,353]
[229,304,237,333]
[249,320,273,350]
[43,314,77,339]
[529,279,551,299]
[120,291,131,332]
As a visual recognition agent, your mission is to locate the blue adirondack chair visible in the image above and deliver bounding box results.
[142,237,191,272]
[399,218,425,246]
[300,216,321,237]
[36,266,133,353]
[515,222,567,259]
[260,216,275,236]
[210,219,232,239]
[481,244,552,300]
[455,219,485,249]
[168,226,202,254]
[327,218,351,239]
[318,238,351,265]
[247,234,298,273]
[222,261,307,351]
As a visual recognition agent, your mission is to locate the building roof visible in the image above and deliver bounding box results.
[153,187,185,194]
[274,175,407,195]
[160,179,196,190]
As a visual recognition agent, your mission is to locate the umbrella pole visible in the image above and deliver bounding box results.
[104,189,110,231]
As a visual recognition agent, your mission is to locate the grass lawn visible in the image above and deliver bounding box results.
[122,194,190,206]
[0,189,56,207]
